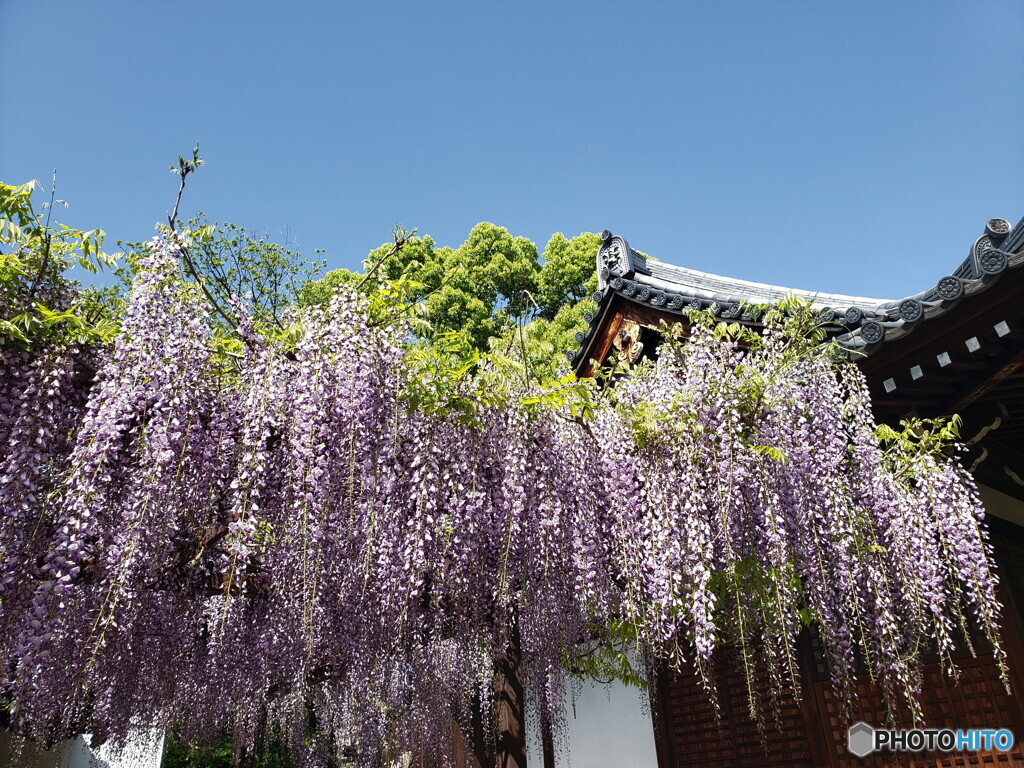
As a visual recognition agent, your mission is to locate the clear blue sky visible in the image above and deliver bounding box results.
[3,1,1022,300]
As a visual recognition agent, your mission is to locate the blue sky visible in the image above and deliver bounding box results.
[2,1,1022,300]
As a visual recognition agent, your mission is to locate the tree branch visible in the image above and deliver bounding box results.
[168,170,187,232]
[355,226,416,291]
[162,146,248,342]
[26,234,51,301]
[177,242,248,340]
[167,144,202,232]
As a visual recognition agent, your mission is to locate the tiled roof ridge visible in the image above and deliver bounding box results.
[568,217,1024,368]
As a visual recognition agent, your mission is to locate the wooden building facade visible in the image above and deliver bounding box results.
[569,217,1024,768]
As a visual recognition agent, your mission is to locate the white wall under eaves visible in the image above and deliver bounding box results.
[979,484,1024,528]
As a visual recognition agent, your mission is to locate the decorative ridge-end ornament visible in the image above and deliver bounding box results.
[597,231,650,288]
[987,218,1012,241]
[969,232,1014,278]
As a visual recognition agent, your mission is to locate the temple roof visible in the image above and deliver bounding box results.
[641,260,892,311]
[569,214,1024,502]
[569,215,1024,371]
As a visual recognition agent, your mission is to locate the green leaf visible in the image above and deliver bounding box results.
[751,444,790,464]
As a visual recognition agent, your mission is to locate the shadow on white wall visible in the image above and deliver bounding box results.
[59,730,164,768]
[0,728,164,768]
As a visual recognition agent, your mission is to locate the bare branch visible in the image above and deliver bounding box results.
[355,227,416,291]
[168,171,188,232]
[177,242,248,342]
[27,234,51,301]
[161,146,247,343]
[167,143,203,232]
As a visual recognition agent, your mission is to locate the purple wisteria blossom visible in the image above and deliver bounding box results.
[0,246,1009,765]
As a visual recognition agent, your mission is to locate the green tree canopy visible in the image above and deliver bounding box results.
[536,231,601,319]
[0,178,120,348]
[119,214,324,339]
[304,224,601,374]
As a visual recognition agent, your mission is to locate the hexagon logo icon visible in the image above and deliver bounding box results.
[848,722,875,757]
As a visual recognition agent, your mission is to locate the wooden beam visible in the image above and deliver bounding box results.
[965,437,1024,503]
[936,351,988,371]
[871,397,934,408]
[860,282,1024,386]
[941,348,1024,415]
[971,391,1024,407]
[889,383,965,396]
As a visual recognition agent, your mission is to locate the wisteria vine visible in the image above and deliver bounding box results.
[0,235,1009,765]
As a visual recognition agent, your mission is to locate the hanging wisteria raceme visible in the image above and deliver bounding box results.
[0,247,99,650]
[0,342,95,652]
[0,238,1009,765]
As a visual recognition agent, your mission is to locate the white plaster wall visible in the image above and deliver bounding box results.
[527,680,658,768]
[979,483,1024,527]
[57,731,164,768]
[0,730,164,768]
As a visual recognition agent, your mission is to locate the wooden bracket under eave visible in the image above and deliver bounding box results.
[576,300,628,379]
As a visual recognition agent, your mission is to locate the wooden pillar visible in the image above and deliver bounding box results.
[468,620,528,768]
[795,629,834,768]
[650,666,678,768]
[540,717,555,768]
[495,622,527,768]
